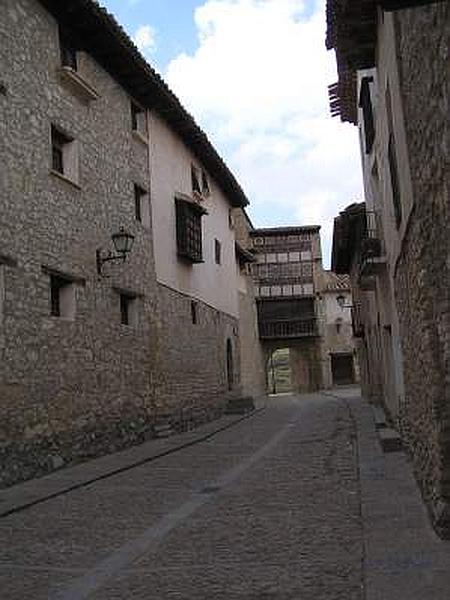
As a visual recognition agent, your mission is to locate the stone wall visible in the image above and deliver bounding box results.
[0,0,164,486]
[238,284,267,398]
[0,0,247,488]
[393,3,450,534]
[156,283,241,420]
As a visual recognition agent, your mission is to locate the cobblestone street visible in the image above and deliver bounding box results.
[1,390,449,599]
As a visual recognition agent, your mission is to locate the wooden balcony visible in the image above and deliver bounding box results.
[258,317,318,340]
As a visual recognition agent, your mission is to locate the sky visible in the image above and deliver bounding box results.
[101,0,363,267]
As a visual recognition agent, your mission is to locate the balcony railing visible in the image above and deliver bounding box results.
[359,210,387,280]
[258,317,317,340]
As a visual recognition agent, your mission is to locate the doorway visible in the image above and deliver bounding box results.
[331,353,355,385]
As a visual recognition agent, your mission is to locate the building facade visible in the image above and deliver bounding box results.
[319,271,359,388]
[232,209,267,399]
[327,0,450,535]
[0,0,257,486]
[250,226,322,393]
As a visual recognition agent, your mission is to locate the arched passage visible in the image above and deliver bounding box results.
[267,347,292,394]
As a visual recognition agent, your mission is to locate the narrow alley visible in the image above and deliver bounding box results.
[1,390,449,599]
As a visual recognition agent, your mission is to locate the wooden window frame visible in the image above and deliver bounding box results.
[175,198,206,263]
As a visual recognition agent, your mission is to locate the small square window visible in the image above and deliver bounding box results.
[120,293,137,326]
[277,253,288,263]
[59,30,77,70]
[293,284,302,295]
[131,102,146,135]
[288,252,300,262]
[50,275,76,320]
[266,253,276,263]
[271,286,281,296]
[134,184,150,227]
[215,239,221,265]
[282,285,292,296]
[51,125,78,183]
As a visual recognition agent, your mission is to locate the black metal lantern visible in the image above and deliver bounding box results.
[112,227,135,255]
[97,227,135,276]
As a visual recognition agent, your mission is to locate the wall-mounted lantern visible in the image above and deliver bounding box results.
[96,227,135,276]
[337,294,353,310]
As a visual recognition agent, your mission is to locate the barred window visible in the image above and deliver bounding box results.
[175,198,206,263]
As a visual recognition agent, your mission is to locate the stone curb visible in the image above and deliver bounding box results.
[0,406,265,519]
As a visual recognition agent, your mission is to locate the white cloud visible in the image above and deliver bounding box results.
[133,24,157,55]
[166,0,363,266]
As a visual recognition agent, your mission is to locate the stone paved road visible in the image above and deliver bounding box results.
[1,391,449,599]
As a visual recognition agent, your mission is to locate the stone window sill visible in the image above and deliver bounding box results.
[132,129,149,146]
[50,169,81,190]
[59,66,100,103]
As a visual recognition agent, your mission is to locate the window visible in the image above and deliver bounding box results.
[51,125,78,183]
[359,76,375,154]
[226,339,234,390]
[134,184,150,227]
[215,239,221,265]
[59,30,77,70]
[50,275,76,320]
[191,300,198,324]
[120,293,137,326]
[175,198,206,263]
[302,262,313,280]
[386,84,402,228]
[191,165,201,195]
[131,102,146,136]
[201,170,210,196]
[228,209,234,230]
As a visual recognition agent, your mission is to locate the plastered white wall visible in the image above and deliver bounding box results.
[149,112,239,318]
[324,291,352,324]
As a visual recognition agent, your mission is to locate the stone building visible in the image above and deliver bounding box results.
[0,0,258,486]
[249,226,324,393]
[327,0,450,535]
[318,271,359,388]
